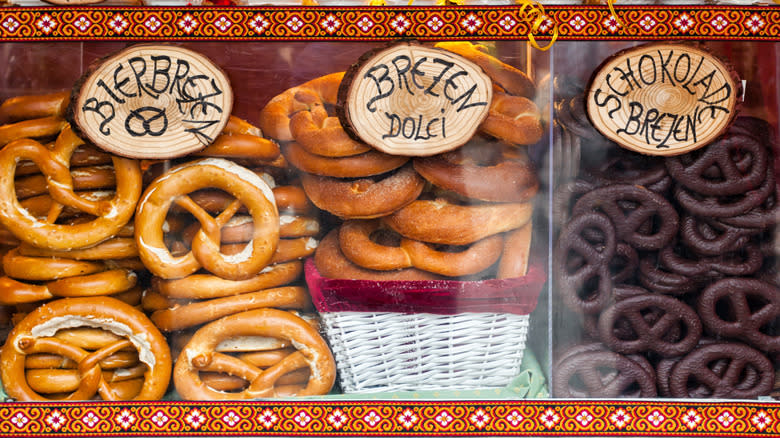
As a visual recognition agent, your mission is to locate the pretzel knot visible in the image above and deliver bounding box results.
[0,125,142,250]
[136,158,279,280]
[174,308,336,400]
[1,297,171,401]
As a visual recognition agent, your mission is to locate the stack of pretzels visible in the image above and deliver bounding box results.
[0,87,336,400]
[259,42,543,281]
[552,114,780,399]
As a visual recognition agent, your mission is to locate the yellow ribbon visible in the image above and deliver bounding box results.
[515,0,558,51]
[606,0,624,28]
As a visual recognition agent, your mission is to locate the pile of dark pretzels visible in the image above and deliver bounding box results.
[553,116,779,399]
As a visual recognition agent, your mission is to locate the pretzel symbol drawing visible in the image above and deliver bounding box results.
[0,125,141,250]
[135,158,279,280]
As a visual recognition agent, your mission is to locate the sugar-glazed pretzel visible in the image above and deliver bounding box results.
[0,125,142,250]
[136,158,279,280]
[174,308,335,400]
[1,296,171,400]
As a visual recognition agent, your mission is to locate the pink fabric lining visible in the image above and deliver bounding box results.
[305,258,544,315]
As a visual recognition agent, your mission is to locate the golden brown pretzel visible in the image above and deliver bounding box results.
[498,220,533,279]
[197,133,280,162]
[0,91,69,124]
[184,185,312,215]
[290,101,370,157]
[259,72,345,141]
[0,117,67,147]
[434,42,535,98]
[18,237,138,260]
[15,145,113,177]
[174,308,335,400]
[182,215,319,244]
[3,247,105,281]
[223,115,263,137]
[150,286,311,331]
[14,165,117,200]
[480,92,543,146]
[135,158,279,280]
[338,220,411,271]
[1,296,171,400]
[218,237,318,265]
[0,268,138,306]
[284,142,408,178]
[0,126,141,250]
[384,198,534,245]
[399,235,503,277]
[25,350,139,370]
[315,230,441,281]
[152,261,302,299]
[301,164,424,219]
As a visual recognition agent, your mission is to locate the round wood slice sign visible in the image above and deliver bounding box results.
[338,41,492,156]
[587,43,739,156]
[71,45,233,159]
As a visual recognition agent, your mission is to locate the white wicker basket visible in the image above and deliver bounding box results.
[320,311,530,393]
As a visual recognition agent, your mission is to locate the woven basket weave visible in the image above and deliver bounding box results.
[320,311,530,393]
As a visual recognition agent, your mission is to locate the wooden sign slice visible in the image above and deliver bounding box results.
[70,44,233,159]
[338,41,492,157]
[587,43,739,156]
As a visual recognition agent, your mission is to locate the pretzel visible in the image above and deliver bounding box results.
[26,363,148,394]
[0,91,69,124]
[135,158,279,280]
[284,142,408,178]
[337,219,501,277]
[174,308,335,400]
[18,237,138,260]
[0,117,68,148]
[197,133,280,162]
[479,92,544,146]
[18,191,117,221]
[3,247,105,281]
[315,229,441,281]
[497,220,533,279]
[150,286,311,331]
[200,369,308,392]
[25,350,139,370]
[182,185,312,216]
[15,165,117,200]
[0,126,142,250]
[0,268,138,306]
[182,215,319,244]
[1,296,171,400]
[14,145,113,177]
[414,143,538,203]
[434,42,535,98]
[290,101,370,158]
[384,198,533,245]
[301,164,424,219]
[110,285,143,307]
[152,261,302,299]
[259,72,345,141]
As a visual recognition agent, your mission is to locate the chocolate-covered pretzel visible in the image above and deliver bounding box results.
[554,212,616,314]
[553,348,657,398]
[591,151,673,194]
[674,166,775,218]
[718,190,778,230]
[669,342,773,399]
[698,278,780,352]
[658,241,764,278]
[666,133,769,196]
[610,243,639,284]
[553,179,595,231]
[572,184,678,251]
[680,215,752,256]
[598,294,702,357]
[638,254,702,296]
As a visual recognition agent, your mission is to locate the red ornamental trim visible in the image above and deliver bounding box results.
[0,401,778,436]
[0,6,778,41]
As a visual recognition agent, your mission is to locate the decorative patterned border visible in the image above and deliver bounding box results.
[0,6,777,41]
[1,401,780,436]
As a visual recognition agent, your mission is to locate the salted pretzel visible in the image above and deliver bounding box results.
[174,308,335,400]
[0,268,138,305]
[15,165,116,200]
[0,91,69,124]
[0,126,141,250]
[1,296,171,400]
[135,158,279,280]
[259,72,345,142]
[150,285,311,331]
[152,260,302,299]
